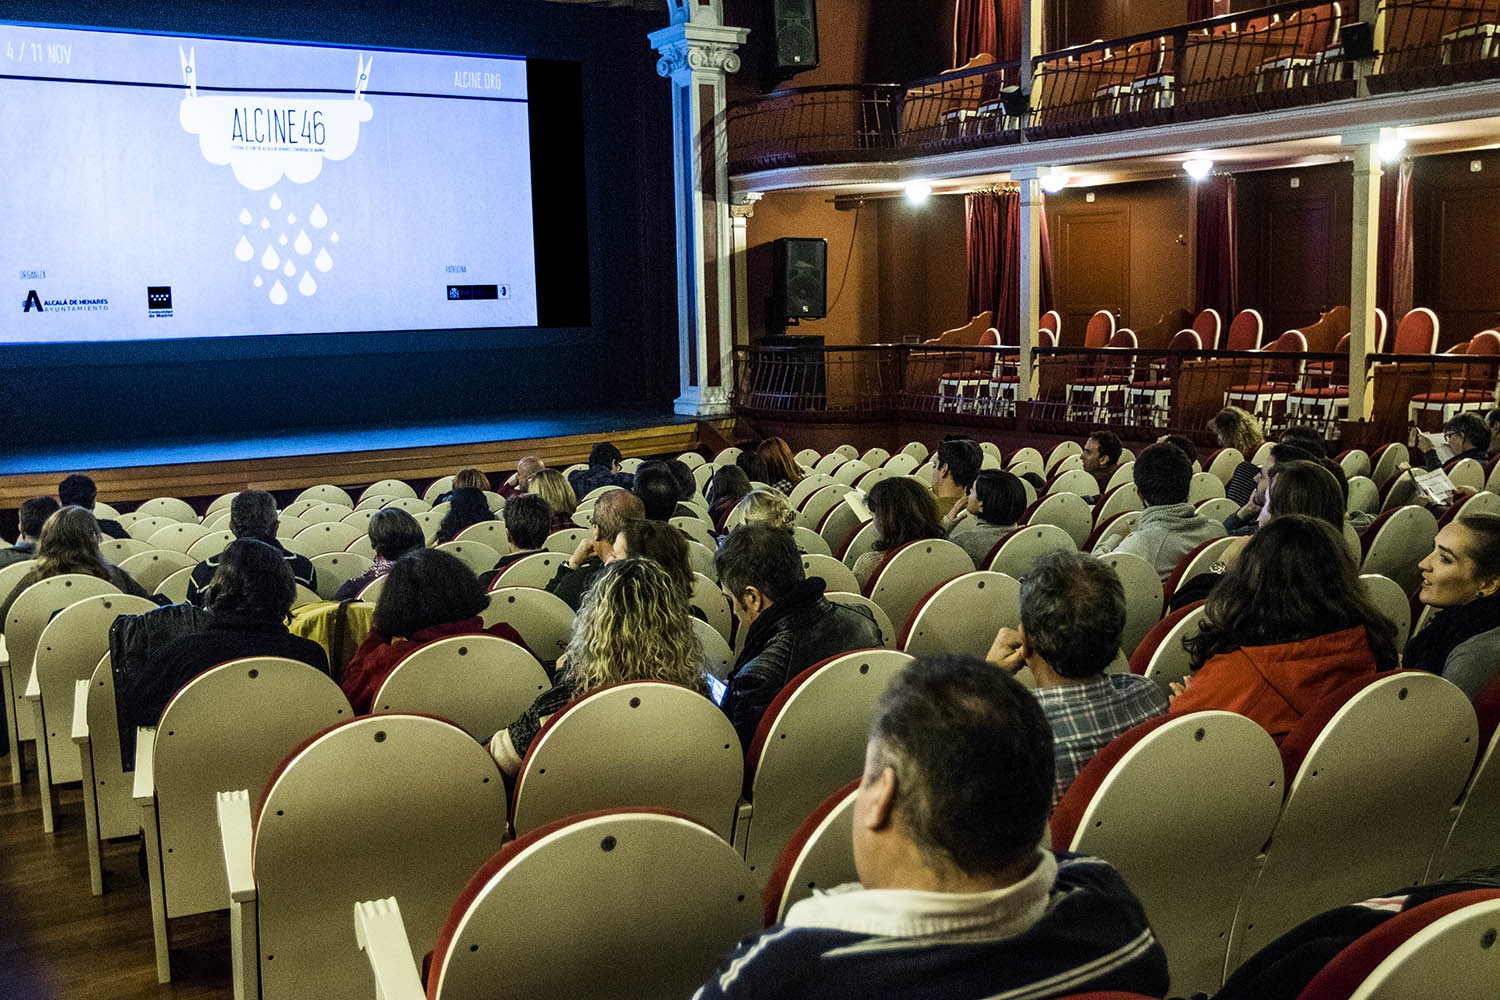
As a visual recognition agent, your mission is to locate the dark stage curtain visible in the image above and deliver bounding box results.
[954,0,999,65]
[967,189,1056,346]
[998,0,1022,62]
[1377,158,1415,347]
[1194,174,1239,323]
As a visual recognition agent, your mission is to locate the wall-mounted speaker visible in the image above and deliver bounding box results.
[1341,21,1377,60]
[772,237,827,320]
[772,0,819,73]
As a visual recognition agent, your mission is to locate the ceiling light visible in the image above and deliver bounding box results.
[1039,168,1068,194]
[904,180,932,204]
[1378,135,1407,162]
[1183,157,1214,180]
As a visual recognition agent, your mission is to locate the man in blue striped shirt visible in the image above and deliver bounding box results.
[695,655,1168,1000]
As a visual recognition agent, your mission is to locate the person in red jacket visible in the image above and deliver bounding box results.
[1170,515,1399,743]
[341,547,524,713]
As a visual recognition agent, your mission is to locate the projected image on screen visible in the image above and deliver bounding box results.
[2,23,539,343]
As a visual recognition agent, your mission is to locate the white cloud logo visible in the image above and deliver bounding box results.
[178,48,373,191]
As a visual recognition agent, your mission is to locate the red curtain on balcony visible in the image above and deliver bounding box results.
[954,0,999,65]
[1194,174,1239,323]
[1187,0,1216,22]
[998,0,1022,62]
[1377,158,1415,347]
[967,189,1056,346]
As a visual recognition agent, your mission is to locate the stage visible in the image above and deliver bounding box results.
[0,409,736,509]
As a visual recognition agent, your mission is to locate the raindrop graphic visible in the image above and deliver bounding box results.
[260,245,280,270]
[286,213,296,225]
[269,280,288,305]
[253,276,263,287]
[330,232,340,243]
[283,260,296,277]
[238,208,253,225]
[260,217,270,230]
[278,233,288,246]
[269,192,282,210]
[298,271,317,296]
[294,230,312,256]
[309,203,328,228]
[234,235,254,262]
[314,248,333,272]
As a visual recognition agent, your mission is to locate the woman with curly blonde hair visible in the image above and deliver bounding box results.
[487,558,706,774]
[527,466,579,533]
[725,487,797,535]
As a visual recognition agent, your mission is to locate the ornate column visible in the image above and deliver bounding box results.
[1014,169,1043,402]
[649,1,750,417]
[1346,131,1383,424]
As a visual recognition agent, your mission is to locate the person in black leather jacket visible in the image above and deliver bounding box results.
[715,524,884,748]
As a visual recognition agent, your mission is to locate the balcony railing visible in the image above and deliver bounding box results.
[733,344,1500,447]
[725,0,1500,172]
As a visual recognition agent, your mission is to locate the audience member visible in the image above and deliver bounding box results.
[852,477,947,590]
[0,506,152,625]
[633,460,686,521]
[1278,424,1328,459]
[488,558,706,775]
[1487,408,1500,459]
[706,466,752,532]
[433,486,496,545]
[1222,440,1322,536]
[0,497,59,569]
[433,467,490,507]
[1157,433,1199,468]
[735,448,768,485]
[1210,406,1265,506]
[1092,442,1221,581]
[724,487,796,536]
[1172,515,1397,743]
[946,469,1027,568]
[1082,429,1123,499]
[341,548,521,714]
[58,473,128,539]
[333,507,426,601]
[568,441,634,498]
[497,456,544,498]
[547,488,644,610]
[665,459,700,505]
[1405,513,1500,699]
[716,525,883,747]
[139,539,328,724]
[696,654,1169,1000]
[930,436,984,520]
[756,437,806,494]
[612,517,697,611]
[186,490,316,606]
[986,550,1168,802]
[1172,459,1345,610]
[486,493,552,576]
[527,467,579,533]
[1415,411,1490,469]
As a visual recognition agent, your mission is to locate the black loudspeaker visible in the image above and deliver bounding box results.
[772,0,819,72]
[1341,21,1377,60]
[998,86,1030,117]
[772,237,827,320]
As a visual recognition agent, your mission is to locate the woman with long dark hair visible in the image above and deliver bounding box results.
[433,486,496,545]
[851,477,946,590]
[1170,515,1397,742]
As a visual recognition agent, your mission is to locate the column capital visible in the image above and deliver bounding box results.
[649,23,751,81]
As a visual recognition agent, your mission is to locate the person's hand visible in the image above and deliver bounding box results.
[985,626,1027,675]
[1414,433,1434,454]
[504,472,520,487]
[1168,677,1191,700]
[567,535,595,570]
[943,495,970,529]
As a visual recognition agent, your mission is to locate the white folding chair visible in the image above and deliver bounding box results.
[371,635,549,741]
[900,571,1019,661]
[481,587,575,664]
[309,551,375,600]
[490,550,567,590]
[986,523,1077,579]
[865,538,974,636]
[436,540,502,576]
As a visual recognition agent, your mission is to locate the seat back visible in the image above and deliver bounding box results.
[543,527,591,553]
[1393,307,1440,354]
[801,552,860,595]
[692,616,735,679]
[865,538,974,631]
[743,649,913,881]
[1227,672,1478,972]
[481,587,574,664]
[822,592,896,646]
[1360,504,1438,595]
[900,571,1019,660]
[692,571,735,643]
[153,657,351,919]
[1358,573,1412,651]
[1047,467,1101,497]
[1085,309,1117,348]
[371,635,548,740]
[1225,308,1264,351]
[1206,447,1245,485]
[424,810,761,1000]
[145,522,214,553]
[435,540,502,576]
[1165,536,1239,603]
[118,549,198,594]
[1193,307,1222,349]
[1426,721,1500,882]
[1296,890,1500,1000]
[762,779,860,925]
[1026,491,1094,547]
[254,715,506,1000]
[1100,551,1165,657]
[308,551,374,600]
[489,551,566,590]
[512,682,741,840]
[839,520,881,568]
[1055,712,1284,998]
[1129,601,1206,693]
[7,573,121,742]
[987,523,1077,579]
[34,594,157,786]
[1096,481,1144,523]
[83,652,140,843]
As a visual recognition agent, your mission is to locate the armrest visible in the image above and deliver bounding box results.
[72,679,90,744]
[0,632,9,669]
[354,897,426,1000]
[216,790,257,903]
[132,728,156,805]
[24,666,38,700]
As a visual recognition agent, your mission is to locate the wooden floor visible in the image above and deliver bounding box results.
[0,749,233,999]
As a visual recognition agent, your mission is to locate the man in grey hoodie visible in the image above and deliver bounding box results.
[1092,442,1223,581]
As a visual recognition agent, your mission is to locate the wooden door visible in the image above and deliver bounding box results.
[1052,208,1129,346]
